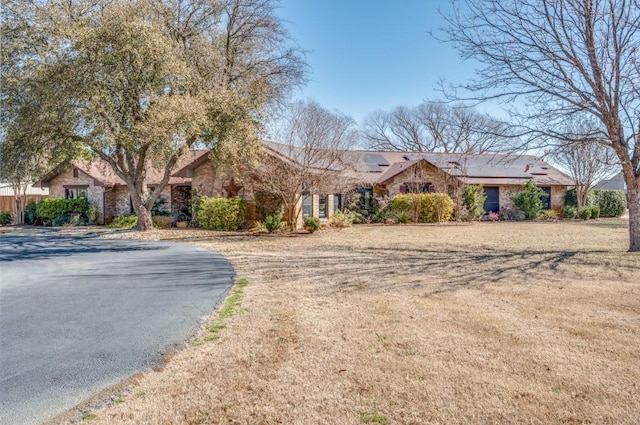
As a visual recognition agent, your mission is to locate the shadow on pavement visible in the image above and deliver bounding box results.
[0,234,166,262]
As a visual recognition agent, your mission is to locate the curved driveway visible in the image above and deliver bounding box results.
[0,233,234,425]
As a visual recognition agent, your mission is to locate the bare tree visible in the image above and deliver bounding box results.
[551,118,616,209]
[1,0,306,230]
[251,100,358,229]
[443,0,640,251]
[362,102,512,154]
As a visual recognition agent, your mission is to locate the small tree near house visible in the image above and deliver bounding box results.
[250,100,358,229]
[511,179,547,220]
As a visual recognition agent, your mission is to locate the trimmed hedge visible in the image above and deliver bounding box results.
[592,189,626,217]
[565,189,626,217]
[36,198,97,226]
[390,193,454,223]
[197,196,247,231]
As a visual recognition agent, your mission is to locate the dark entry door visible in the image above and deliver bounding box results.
[483,187,499,213]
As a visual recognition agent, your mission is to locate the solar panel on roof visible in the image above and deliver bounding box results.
[362,153,390,166]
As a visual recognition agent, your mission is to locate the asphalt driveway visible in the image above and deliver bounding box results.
[0,233,234,425]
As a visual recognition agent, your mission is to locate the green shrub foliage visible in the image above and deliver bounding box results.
[0,211,13,226]
[303,216,321,232]
[330,209,358,227]
[563,205,577,219]
[36,198,96,226]
[197,196,247,231]
[107,214,138,228]
[590,205,601,219]
[390,193,454,223]
[263,210,285,232]
[25,201,38,224]
[510,180,547,220]
[591,189,626,217]
[565,188,625,217]
[564,189,596,208]
[578,206,592,220]
[462,184,487,221]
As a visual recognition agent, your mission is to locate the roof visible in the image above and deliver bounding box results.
[171,142,574,188]
[594,171,626,192]
[36,150,208,187]
[346,150,573,186]
[0,183,50,196]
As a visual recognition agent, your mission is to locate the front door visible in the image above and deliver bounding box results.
[483,187,499,213]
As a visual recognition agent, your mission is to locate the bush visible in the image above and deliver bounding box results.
[0,211,13,226]
[330,209,358,228]
[510,179,547,220]
[538,209,558,220]
[499,206,526,221]
[590,205,601,219]
[578,206,592,220]
[197,196,247,231]
[153,215,173,229]
[303,217,321,233]
[420,193,455,223]
[36,198,96,226]
[462,184,487,221]
[563,205,577,219]
[25,201,38,224]
[591,189,626,217]
[371,196,393,223]
[390,193,454,223]
[263,210,285,232]
[107,214,138,228]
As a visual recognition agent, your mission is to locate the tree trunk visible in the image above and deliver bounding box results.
[136,204,154,231]
[627,186,640,252]
[130,194,154,231]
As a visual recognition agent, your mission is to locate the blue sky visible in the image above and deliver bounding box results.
[277,0,492,123]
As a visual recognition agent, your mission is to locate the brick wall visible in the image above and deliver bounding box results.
[49,167,106,223]
[384,164,442,197]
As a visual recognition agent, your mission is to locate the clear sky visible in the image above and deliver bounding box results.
[277,0,492,124]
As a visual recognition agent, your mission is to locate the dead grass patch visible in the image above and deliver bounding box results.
[59,220,639,424]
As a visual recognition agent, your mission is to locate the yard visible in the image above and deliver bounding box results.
[54,219,639,424]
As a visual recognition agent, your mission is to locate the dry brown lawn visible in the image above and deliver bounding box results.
[55,219,639,424]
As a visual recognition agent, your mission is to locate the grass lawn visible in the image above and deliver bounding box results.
[57,219,639,424]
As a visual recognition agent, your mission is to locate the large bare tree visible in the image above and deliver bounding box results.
[251,100,358,229]
[1,0,306,230]
[443,0,640,251]
[362,102,512,154]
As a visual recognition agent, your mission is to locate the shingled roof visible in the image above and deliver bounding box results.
[36,150,208,187]
[346,150,572,186]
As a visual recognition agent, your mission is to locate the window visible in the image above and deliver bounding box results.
[540,186,551,209]
[73,168,79,178]
[333,194,342,213]
[65,186,88,199]
[302,194,312,218]
[403,182,433,194]
[356,186,374,214]
[318,195,327,219]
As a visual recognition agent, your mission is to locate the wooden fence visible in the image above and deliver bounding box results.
[0,195,48,215]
